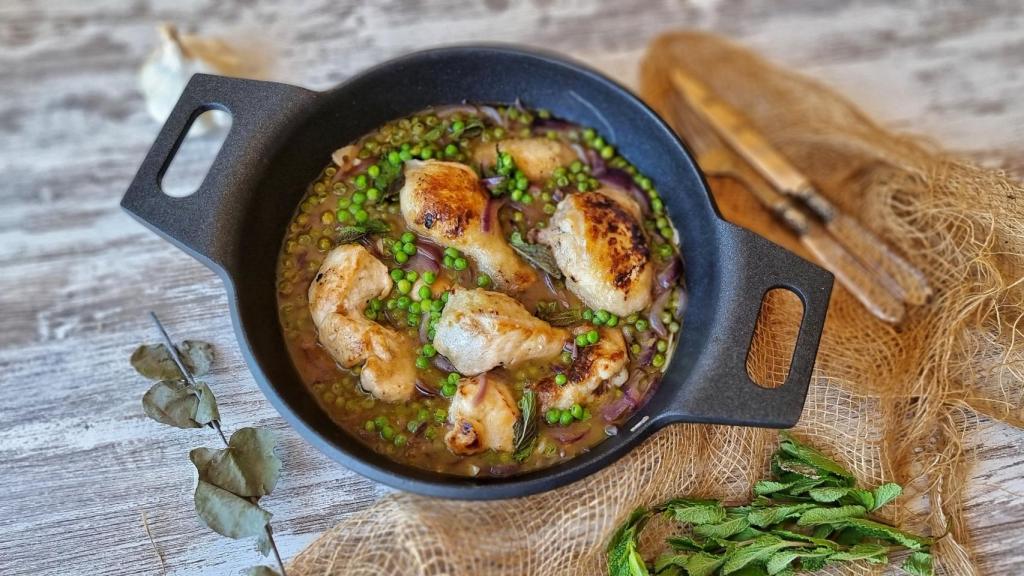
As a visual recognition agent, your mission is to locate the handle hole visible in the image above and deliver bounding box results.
[746,288,804,389]
[160,109,233,198]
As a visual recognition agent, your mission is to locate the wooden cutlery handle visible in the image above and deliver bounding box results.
[800,222,906,323]
[826,214,932,305]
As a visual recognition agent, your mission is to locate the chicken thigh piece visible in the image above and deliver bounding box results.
[472,137,578,182]
[538,189,654,316]
[445,373,520,455]
[308,244,417,402]
[535,327,629,410]
[399,160,537,292]
[432,288,569,375]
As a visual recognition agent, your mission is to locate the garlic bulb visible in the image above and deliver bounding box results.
[139,24,243,135]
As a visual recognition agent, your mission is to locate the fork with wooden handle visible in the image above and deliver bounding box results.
[665,92,908,323]
[667,69,931,322]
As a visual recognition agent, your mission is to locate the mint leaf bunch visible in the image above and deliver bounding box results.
[607,432,933,576]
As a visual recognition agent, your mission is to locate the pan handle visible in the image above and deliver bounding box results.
[663,222,833,429]
[121,74,316,273]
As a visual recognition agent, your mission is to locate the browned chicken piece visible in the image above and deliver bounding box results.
[535,327,629,411]
[433,288,569,375]
[538,189,654,316]
[399,160,537,292]
[472,137,578,182]
[445,373,520,455]
[308,244,417,402]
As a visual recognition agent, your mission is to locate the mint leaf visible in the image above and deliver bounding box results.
[796,505,867,526]
[901,551,934,576]
[769,529,838,549]
[778,432,854,480]
[720,536,790,574]
[829,542,888,563]
[509,230,562,278]
[663,499,727,525]
[871,482,903,511]
[607,508,650,576]
[765,551,800,575]
[694,516,750,539]
[808,487,849,503]
[667,535,709,552]
[754,481,793,496]
[846,488,875,510]
[748,504,817,528]
[840,518,930,550]
[684,552,726,576]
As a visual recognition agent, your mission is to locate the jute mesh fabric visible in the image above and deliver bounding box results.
[289,31,1024,576]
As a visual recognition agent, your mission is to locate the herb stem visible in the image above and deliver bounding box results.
[149,312,286,575]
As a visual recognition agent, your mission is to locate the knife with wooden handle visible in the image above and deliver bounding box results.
[670,69,931,308]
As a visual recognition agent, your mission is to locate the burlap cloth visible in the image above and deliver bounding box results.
[289,32,1024,576]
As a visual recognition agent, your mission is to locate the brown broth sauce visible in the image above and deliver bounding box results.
[276,105,684,477]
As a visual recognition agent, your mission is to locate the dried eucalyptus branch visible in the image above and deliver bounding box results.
[133,313,287,576]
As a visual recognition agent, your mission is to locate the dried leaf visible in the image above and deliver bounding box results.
[535,301,585,327]
[193,480,271,539]
[192,382,220,426]
[131,340,214,380]
[255,530,273,557]
[191,427,281,498]
[509,230,562,279]
[142,380,203,428]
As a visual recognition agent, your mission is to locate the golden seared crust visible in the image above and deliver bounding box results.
[403,161,485,239]
[577,192,651,293]
[535,327,629,410]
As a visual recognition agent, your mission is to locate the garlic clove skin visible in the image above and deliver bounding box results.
[139,24,240,135]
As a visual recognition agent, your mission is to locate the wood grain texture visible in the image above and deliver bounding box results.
[1,1,1022,574]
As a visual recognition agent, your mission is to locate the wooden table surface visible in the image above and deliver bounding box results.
[2,2,1022,575]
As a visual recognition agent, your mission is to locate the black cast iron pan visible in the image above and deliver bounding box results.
[122,45,833,499]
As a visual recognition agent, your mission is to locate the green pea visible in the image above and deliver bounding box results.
[592,315,605,326]
[582,309,594,321]
[476,273,491,288]
[394,434,407,447]
[570,404,584,419]
[423,271,437,285]
[431,299,444,312]
[444,247,460,258]
[406,420,421,433]
[652,353,666,368]
[555,373,567,386]
[417,408,430,421]
[561,351,573,364]
[366,188,380,202]
[388,151,402,165]
[635,319,649,331]
[402,242,417,255]
[444,143,459,157]
[443,255,454,268]
[657,339,668,353]
[521,193,534,205]
[543,203,556,215]
[422,344,436,357]
[415,356,429,370]
[582,128,595,141]
[510,189,523,202]
[355,174,368,189]
[399,149,413,161]
[586,329,600,344]
[575,334,589,347]
[630,343,641,355]
[364,420,376,432]
[669,321,681,333]
[651,198,664,213]
[453,257,468,271]
[390,269,405,282]
[625,313,639,324]
[364,308,377,320]
[450,120,464,134]
[447,372,460,385]
[595,310,610,323]
[353,209,369,224]
[409,301,422,315]
[396,296,411,310]
[336,209,351,223]
[427,328,436,340]
[441,382,457,398]
[570,160,583,174]
[395,251,409,264]
[397,279,412,294]
[545,408,560,425]
[441,291,450,303]
[418,285,432,299]
[380,425,395,440]
[401,231,415,244]
[374,416,388,428]
[606,315,619,327]
[405,270,418,282]
[558,411,573,426]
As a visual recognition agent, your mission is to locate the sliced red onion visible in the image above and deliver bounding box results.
[657,256,683,291]
[415,238,443,264]
[470,374,488,406]
[434,104,479,118]
[404,254,439,274]
[585,147,606,176]
[533,117,575,131]
[649,285,674,338]
[478,105,505,127]
[542,273,570,307]
[564,340,579,361]
[415,379,438,397]
[635,333,658,366]
[432,354,457,373]
[419,310,431,343]
[600,168,652,214]
[570,142,588,162]
[481,196,505,232]
[674,288,688,319]
[549,423,589,444]
[601,395,636,422]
